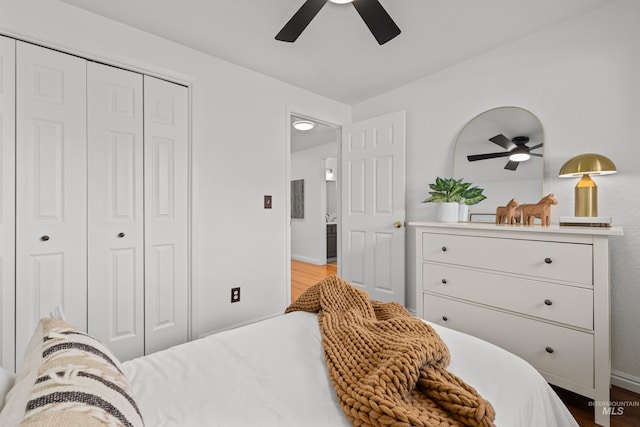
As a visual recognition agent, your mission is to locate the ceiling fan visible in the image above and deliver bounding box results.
[275,0,401,45]
[467,134,543,171]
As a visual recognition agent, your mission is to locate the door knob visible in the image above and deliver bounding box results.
[393,221,402,228]
[117,232,125,238]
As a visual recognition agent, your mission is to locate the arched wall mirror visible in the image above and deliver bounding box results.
[453,106,544,218]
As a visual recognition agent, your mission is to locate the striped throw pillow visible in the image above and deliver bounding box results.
[1,318,144,427]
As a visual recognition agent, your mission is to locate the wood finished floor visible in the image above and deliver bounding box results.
[290,259,337,302]
[290,260,640,427]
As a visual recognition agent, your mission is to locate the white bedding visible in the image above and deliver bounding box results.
[122,311,578,427]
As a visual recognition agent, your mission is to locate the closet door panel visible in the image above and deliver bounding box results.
[144,76,189,354]
[0,36,15,371]
[87,62,144,361]
[15,42,87,366]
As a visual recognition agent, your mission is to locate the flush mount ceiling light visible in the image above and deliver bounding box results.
[293,120,315,131]
[329,0,353,3]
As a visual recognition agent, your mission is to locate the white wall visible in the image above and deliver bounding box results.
[4,0,639,389]
[0,0,350,338]
[291,142,338,264]
[352,0,640,385]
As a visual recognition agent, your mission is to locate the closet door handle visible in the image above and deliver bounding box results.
[545,346,554,354]
[40,235,50,242]
[117,232,125,238]
[441,279,447,284]
[441,246,447,252]
[544,257,553,264]
[544,299,553,306]
[442,316,448,322]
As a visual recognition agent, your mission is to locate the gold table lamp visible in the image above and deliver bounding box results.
[559,153,617,217]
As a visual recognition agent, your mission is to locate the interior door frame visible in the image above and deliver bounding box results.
[285,107,342,305]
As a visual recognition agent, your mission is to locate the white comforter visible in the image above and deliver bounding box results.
[122,312,578,427]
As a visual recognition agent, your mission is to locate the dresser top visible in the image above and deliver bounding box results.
[408,221,623,236]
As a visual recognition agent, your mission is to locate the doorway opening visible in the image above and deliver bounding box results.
[289,113,340,302]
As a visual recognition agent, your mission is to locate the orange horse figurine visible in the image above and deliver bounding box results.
[519,194,558,226]
[495,198,520,224]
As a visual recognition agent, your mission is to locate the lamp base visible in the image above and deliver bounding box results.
[559,216,611,228]
[574,175,598,217]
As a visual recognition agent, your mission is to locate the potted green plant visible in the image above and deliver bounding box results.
[422,177,486,222]
[421,177,464,222]
[457,184,487,221]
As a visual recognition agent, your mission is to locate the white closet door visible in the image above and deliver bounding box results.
[15,42,87,365]
[0,36,15,371]
[87,62,144,361]
[144,76,189,354]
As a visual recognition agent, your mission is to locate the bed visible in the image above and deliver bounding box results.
[0,296,578,426]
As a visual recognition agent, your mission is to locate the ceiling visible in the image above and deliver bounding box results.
[60,0,616,105]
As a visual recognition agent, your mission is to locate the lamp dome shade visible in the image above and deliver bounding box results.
[559,153,617,177]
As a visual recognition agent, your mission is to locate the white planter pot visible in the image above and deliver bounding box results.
[458,204,469,222]
[437,202,459,222]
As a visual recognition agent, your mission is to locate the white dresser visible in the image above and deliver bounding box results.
[411,221,622,427]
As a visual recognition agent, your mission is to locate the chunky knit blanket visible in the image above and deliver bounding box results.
[285,275,495,427]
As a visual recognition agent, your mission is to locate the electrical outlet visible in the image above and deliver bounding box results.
[231,287,241,303]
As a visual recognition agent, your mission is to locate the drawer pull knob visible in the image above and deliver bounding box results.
[545,346,554,354]
[441,247,447,252]
[41,235,50,242]
[544,299,553,306]
[442,316,448,322]
[118,232,125,238]
[544,257,553,264]
[441,279,447,284]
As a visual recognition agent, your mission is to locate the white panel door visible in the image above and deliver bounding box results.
[0,36,15,371]
[340,111,405,303]
[87,62,144,361]
[144,75,189,354]
[15,42,87,364]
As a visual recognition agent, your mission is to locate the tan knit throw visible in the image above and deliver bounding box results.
[286,275,495,427]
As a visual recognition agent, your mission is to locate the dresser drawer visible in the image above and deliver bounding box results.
[421,232,593,285]
[424,294,594,389]
[422,262,593,329]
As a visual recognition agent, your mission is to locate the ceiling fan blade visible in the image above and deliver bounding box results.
[528,143,543,151]
[489,134,516,151]
[467,151,511,162]
[530,153,543,157]
[275,0,328,42]
[504,160,519,171]
[351,0,401,45]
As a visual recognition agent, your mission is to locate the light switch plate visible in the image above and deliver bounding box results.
[264,195,272,209]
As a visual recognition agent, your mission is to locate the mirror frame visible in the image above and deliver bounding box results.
[452,106,545,217]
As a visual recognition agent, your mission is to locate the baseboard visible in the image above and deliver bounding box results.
[612,369,640,394]
[291,254,325,265]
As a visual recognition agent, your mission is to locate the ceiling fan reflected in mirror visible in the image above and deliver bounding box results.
[467,134,543,171]
[275,0,401,45]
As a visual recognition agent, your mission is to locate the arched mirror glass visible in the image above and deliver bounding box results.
[453,106,544,218]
